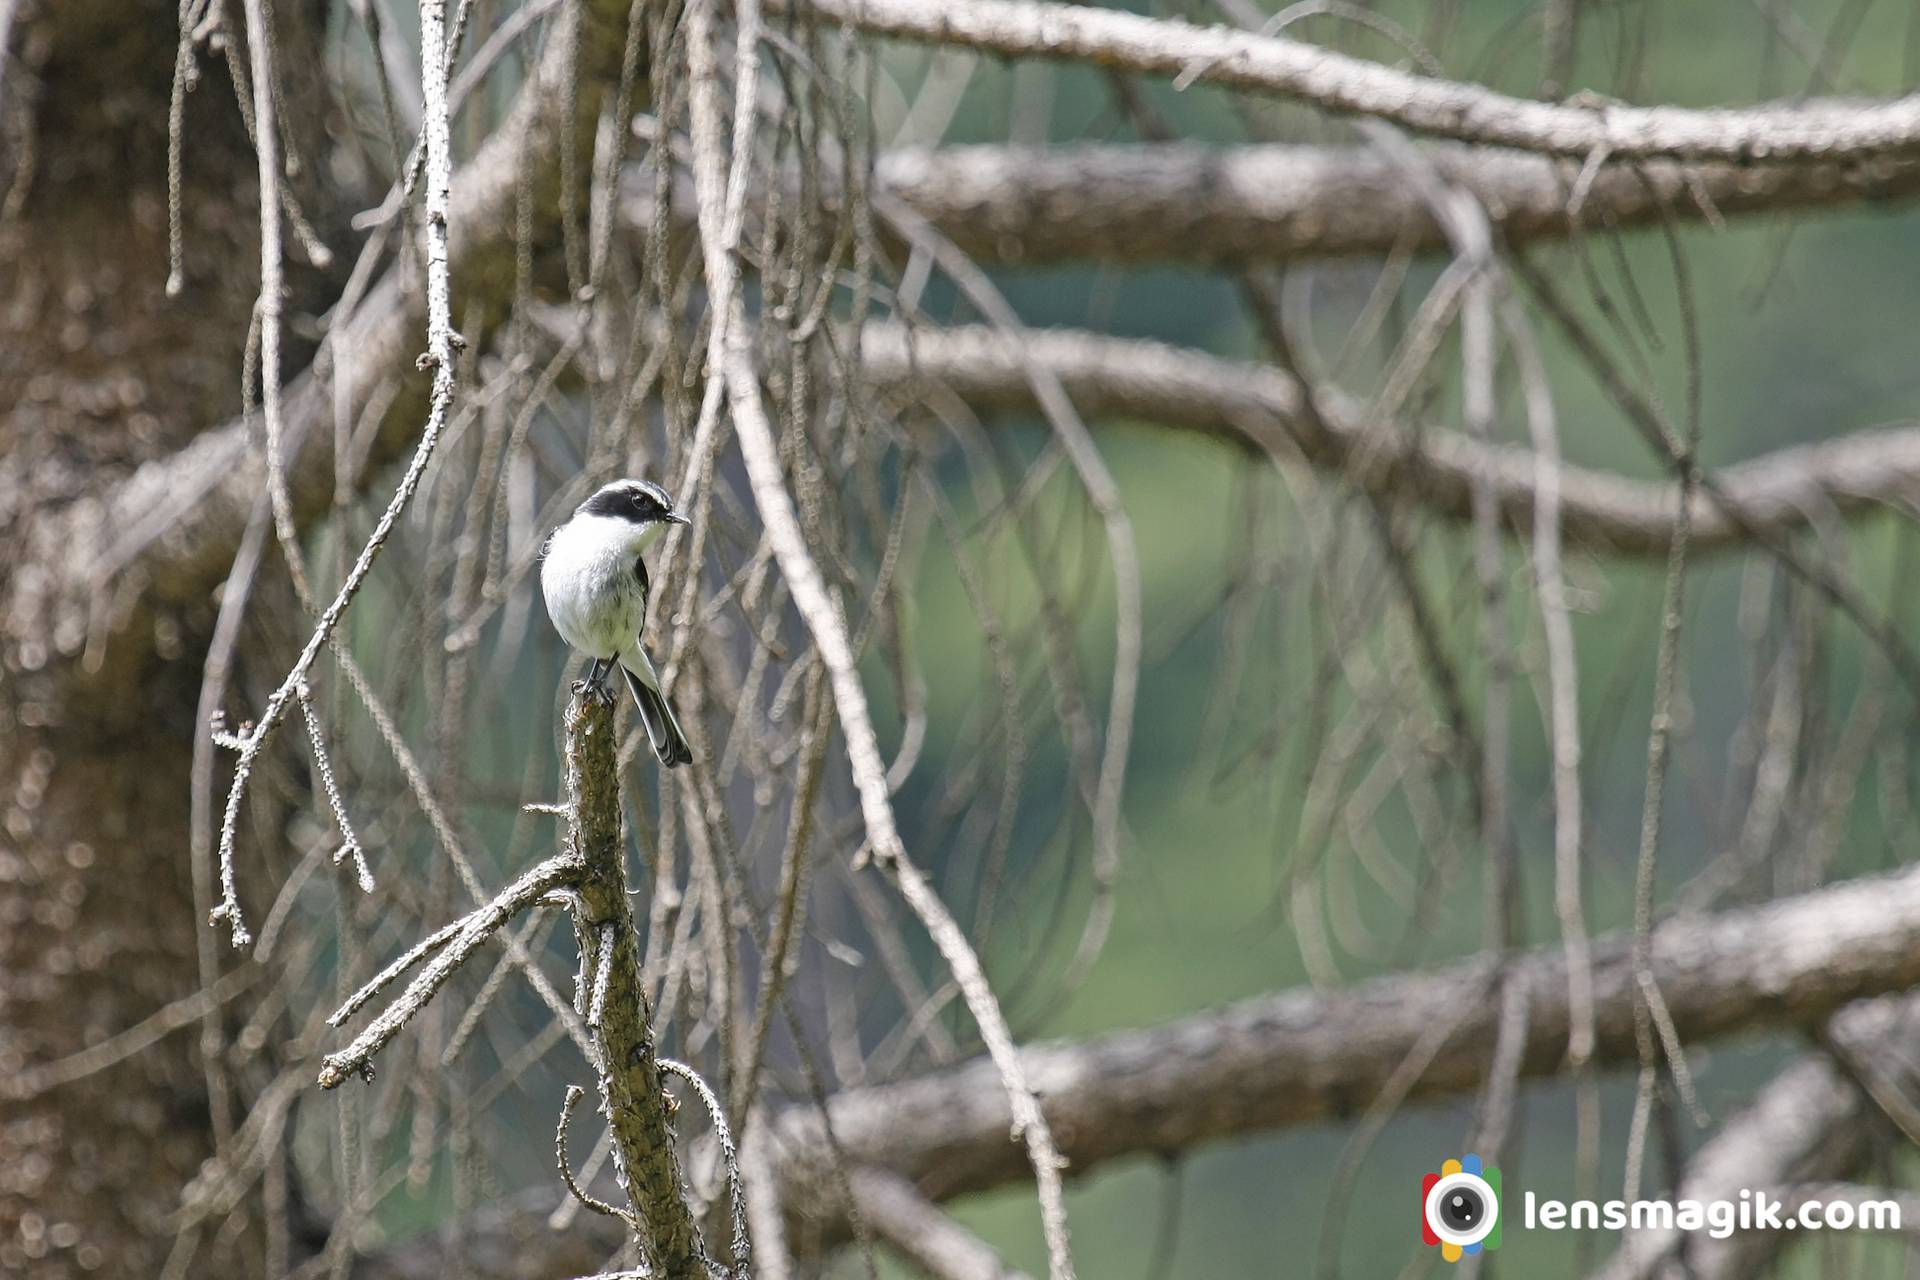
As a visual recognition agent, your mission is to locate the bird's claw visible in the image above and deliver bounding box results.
[571,677,616,708]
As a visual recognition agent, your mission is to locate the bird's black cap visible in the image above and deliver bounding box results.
[579,478,688,526]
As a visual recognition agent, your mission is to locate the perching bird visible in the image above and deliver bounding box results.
[540,477,694,767]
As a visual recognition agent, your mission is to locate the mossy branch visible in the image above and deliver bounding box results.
[564,693,715,1280]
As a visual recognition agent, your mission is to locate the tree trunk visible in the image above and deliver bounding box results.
[1,2,331,1272]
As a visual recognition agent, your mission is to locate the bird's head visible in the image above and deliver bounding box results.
[577,478,691,545]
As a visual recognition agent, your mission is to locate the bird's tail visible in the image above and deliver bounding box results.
[622,666,693,767]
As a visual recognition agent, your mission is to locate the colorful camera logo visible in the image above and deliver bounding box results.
[1420,1154,1502,1261]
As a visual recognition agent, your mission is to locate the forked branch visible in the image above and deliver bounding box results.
[316,697,728,1279]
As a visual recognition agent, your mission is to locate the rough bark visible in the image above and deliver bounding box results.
[766,855,1920,1235]
[0,0,632,1269]
[796,0,1920,161]
[0,2,333,1274]
[564,695,709,1280]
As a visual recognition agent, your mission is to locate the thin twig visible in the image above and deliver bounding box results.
[209,0,463,947]
[317,854,581,1087]
[660,1058,751,1278]
[557,1084,637,1224]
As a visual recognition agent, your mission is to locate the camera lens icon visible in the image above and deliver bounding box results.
[1419,1155,1501,1261]
[1427,1173,1497,1244]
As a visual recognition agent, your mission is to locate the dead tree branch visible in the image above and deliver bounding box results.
[359,857,1920,1274]
[1590,995,1920,1280]
[27,125,1920,712]
[864,323,1920,556]
[322,697,721,1276]
[853,1168,1034,1280]
[858,144,1920,266]
[768,856,1920,1231]
[564,694,715,1280]
[316,853,581,1088]
[687,5,1077,1271]
[795,0,1920,160]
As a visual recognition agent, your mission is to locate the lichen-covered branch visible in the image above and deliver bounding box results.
[563,694,712,1280]
[316,853,581,1088]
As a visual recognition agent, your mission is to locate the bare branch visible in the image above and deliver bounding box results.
[206,0,464,948]
[317,854,582,1088]
[859,143,1920,266]
[771,857,1920,1228]
[557,1084,636,1226]
[563,695,709,1280]
[686,6,1077,1274]
[853,1168,1033,1280]
[363,858,1920,1274]
[863,323,1920,557]
[659,1058,750,1278]
[795,0,1920,160]
[1592,996,1920,1280]
[327,916,470,1029]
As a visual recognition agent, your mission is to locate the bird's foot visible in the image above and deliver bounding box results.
[571,678,617,709]
[573,660,618,708]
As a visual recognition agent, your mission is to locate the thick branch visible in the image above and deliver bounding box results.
[1590,995,1920,1280]
[863,324,1920,557]
[770,857,1920,1226]
[796,0,1920,161]
[867,143,1920,266]
[362,857,1920,1276]
[40,121,1920,697]
[564,695,709,1280]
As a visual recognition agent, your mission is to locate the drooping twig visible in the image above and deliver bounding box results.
[879,197,1139,1003]
[660,1057,751,1277]
[208,0,464,948]
[695,132,1081,1280]
[1504,298,1600,1210]
[683,4,1078,1274]
[557,1084,636,1225]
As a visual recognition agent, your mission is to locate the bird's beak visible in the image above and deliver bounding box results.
[669,510,692,526]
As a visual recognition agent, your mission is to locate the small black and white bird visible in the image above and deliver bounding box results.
[540,478,694,767]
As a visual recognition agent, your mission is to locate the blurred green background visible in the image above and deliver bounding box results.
[310,0,1920,1273]
[843,1,1920,1273]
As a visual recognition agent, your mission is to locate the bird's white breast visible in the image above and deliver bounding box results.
[540,513,654,659]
